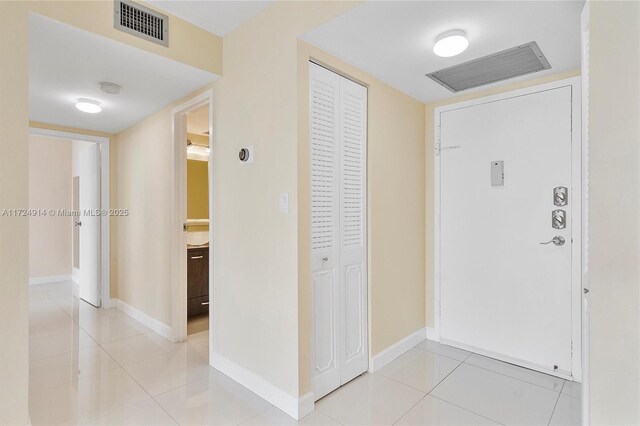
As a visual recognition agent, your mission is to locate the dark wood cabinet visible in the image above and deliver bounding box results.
[187,247,209,318]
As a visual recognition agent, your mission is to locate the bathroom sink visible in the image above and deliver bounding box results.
[187,230,209,247]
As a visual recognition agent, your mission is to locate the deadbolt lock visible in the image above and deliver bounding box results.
[552,209,566,230]
[554,186,568,206]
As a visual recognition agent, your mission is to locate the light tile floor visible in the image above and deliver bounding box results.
[29,282,581,425]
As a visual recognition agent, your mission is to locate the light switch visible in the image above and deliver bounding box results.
[279,192,289,214]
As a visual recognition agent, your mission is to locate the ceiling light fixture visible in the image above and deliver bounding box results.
[75,98,102,114]
[434,30,469,57]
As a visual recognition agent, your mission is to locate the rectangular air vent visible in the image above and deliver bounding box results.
[114,0,168,47]
[426,42,551,92]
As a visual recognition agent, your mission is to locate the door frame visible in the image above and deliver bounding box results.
[28,126,111,308]
[170,89,214,346]
[432,77,584,381]
[580,0,591,418]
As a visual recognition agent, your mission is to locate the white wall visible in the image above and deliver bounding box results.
[588,1,640,424]
[28,135,72,280]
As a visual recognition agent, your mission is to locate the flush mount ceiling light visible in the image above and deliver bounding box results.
[75,98,102,114]
[434,30,469,57]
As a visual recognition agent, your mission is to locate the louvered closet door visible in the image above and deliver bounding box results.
[310,63,368,400]
[338,76,368,384]
[310,63,341,400]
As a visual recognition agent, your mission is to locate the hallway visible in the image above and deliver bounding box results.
[29,281,580,425]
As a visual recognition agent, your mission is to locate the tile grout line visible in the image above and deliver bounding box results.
[462,356,566,394]
[547,380,566,425]
[314,401,347,426]
[414,342,472,363]
[428,394,506,425]
[391,393,429,426]
[426,360,509,425]
[234,404,275,426]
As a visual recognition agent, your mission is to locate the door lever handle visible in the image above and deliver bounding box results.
[540,236,565,246]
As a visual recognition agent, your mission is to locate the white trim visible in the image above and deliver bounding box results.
[29,127,111,308]
[114,298,173,340]
[433,77,583,380]
[170,89,214,343]
[71,267,80,284]
[425,327,439,342]
[29,275,72,285]
[29,127,108,144]
[368,327,426,373]
[211,351,314,420]
[442,337,573,380]
[580,1,591,421]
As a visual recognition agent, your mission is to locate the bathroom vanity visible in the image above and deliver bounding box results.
[187,246,209,318]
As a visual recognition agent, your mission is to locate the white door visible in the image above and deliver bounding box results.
[440,86,574,376]
[310,62,368,400]
[78,143,101,307]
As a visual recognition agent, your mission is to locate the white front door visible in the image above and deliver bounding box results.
[78,143,101,307]
[439,84,577,377]
[310,62,368,400]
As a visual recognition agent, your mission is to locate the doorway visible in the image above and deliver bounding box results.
[28,127,110,308]
[434,78,582,380]
[185,105,211,335]
[170,90,214,347]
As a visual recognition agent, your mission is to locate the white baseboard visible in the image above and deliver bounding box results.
[114,298,172,340]
[369,327,427,373]
[426,327,439,342]
[29,274,72,285]
[211,351,314,420]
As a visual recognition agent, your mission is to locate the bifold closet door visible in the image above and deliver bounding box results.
[310,62,368,400]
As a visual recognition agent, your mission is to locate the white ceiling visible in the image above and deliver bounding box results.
[29,13,219,134]
[148,1,274,36]
[302,1,584,103]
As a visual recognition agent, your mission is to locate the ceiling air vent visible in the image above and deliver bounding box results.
[426,41,551,92]
[114,0,168,47]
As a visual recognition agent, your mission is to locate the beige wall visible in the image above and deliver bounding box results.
[297,42,427,393]
[589,1,640,423]
[423,69,581,327]
[0,2,29,423]
[112,105,174,325]
[28,135,72,279]
[212,1,359,399]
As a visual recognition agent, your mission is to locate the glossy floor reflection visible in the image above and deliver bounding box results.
[29,281,581,425]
